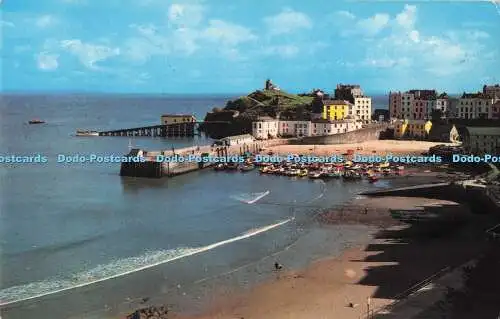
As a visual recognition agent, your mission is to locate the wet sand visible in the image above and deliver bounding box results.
[170,190,493,319]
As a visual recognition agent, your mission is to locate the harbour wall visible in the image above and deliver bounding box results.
[292,124,389,145]
[120,140,287,178]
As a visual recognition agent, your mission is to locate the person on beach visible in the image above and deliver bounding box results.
[364,208,368,214]
[274,262,283,271]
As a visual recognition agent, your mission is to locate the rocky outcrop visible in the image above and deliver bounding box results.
[200,89,314,139]
[126,306,169,319]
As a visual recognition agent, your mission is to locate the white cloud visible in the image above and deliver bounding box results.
[36,52,59,70]
[202,20,257,46]
[340,5,494,78]
[356,13,390,36]
[362,57,410,68]
[125,14,256,63]
[336,11,389,37]
[35,15,57,28]
[334,10,355,20]
[264,8,312,36]
[171,27,199,54]
[167,3,205,27]
[395,4,416,29]
[60,39,120,69]
[263,45,299,58]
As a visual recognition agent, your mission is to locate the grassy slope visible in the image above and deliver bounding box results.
[241,90,314,110]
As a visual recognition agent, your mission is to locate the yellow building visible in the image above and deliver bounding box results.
[160,114,196,125]
[322,100,349,121]
[394,119,432,139]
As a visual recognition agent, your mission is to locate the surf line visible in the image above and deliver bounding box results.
[246,190,270,204]
[0,217,293,307]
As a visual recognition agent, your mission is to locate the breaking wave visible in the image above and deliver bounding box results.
[231,190,270,204]
[0,217,293,307]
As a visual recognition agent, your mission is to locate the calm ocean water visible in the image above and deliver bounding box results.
[0,94,388,319]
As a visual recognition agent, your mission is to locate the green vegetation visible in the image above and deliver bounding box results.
[200,89,315,139]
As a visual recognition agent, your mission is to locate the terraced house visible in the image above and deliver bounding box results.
[322,100,350,121]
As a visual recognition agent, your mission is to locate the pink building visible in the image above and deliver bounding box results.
[389,91,402,118]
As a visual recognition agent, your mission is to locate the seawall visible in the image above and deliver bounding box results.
[120,139,289,178]
[292,124,389,145]
[363,182,500,214]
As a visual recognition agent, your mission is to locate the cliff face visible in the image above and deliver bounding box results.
[200,89,314,139]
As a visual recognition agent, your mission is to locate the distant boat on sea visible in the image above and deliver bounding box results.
[28,119,45,124]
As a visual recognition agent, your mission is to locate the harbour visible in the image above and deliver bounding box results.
[0,94,389,319]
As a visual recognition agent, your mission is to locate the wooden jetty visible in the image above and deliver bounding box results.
[96,121,230,138]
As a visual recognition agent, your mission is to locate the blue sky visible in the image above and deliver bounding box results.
[1,0,499,94]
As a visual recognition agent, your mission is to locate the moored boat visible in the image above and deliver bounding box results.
[214,163,226,171]
[240,163,255,172]
[298,169,308,177]
[308,171,322,179]
[226,162,239,170]
[28,119,45,124]
[343,170,362,180]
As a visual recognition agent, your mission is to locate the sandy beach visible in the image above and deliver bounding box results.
[265,140,458,156]
[171,190,494,319]
[126,141,488,319]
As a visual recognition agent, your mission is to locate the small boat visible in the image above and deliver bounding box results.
[326,170,342,178]
[368,175,379,183]
[287,169,300,176]
[343,171,362,180]
[226,162,239,170]
[379,162,390,168]
[214,163,226,171]
[76,130,99,136]
[28,119,45,124]
[240,164,255,172]
[308,171,322,179]
[298,169,308,177]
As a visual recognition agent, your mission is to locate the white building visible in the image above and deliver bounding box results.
[457,96,495,119]
[251,118,363,139]
[463,127,500,154]
[278,120,311,137]
[352,97,372,122]
[311,119,362,136]
[252,117,279,139]
[219,134,255,146]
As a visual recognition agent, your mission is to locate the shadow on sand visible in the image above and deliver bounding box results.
[351,201,500,318]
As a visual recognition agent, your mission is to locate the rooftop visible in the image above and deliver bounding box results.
[256,116,277,121]
[461,92,491,99]
[465,126,500,136]
[161,114,196,118]
[323,99,351,105]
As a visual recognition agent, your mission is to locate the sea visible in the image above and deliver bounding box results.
[0,93,388,319]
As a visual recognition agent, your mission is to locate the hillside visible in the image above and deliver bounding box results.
[200,89,315,139]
